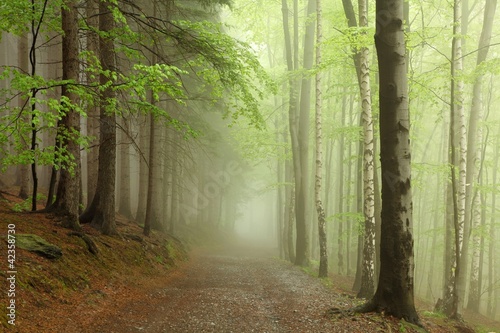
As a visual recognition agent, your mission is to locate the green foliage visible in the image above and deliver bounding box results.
[12,193,47,212]
[170,20,276,129]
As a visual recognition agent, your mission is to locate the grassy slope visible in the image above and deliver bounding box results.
[0,191,187,332]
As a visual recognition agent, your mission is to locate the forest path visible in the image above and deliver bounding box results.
[88,243,364,333]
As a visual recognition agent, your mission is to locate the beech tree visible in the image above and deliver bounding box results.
[357,0,420,324]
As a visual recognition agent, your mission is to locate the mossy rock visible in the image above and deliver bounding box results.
[16,234,62,259]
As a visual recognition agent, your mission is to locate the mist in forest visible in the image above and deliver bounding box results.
[0,0,499,326]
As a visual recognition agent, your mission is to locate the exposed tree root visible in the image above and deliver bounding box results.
[68,231,99,256]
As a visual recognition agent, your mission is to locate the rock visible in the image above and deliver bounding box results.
[16,234,62,259]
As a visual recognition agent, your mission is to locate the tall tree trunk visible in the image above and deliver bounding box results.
[336,92,346,275]
[465,0,497,313]
[357,0,420,324]
[315,0,328,278]
[170,131,180,235]
[487,126,499,317]
[353,131,363,292]
[144,112,156,236]
[357,0,375,299]
[86,0,99,206]
[17,33,30,200]
[80,0,117,235]
[282,0,299,264]
[136,114,150,225]
[29,0,49,211]
[449,0,467,317]
[294,0,316,267]
[50,0,81,230]
[118,118,133,219]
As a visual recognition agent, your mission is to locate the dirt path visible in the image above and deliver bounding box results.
[76,245,454,333]
[82,246,362,333]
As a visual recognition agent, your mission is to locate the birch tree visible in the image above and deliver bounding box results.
[357,0,375,299]
[315,0,328,278]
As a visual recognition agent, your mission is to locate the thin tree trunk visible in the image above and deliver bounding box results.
[118,118,133,219]
[336,91,346,275]
[282,0,299,265]
[144,112,156,236]
[465,0,497,313]
[136,114,150,225]
[17,33,30,200]
[315,0,327,278]
[86,0,99,206]
[452,0,468,316]
[357,0,375,298]
[487,125,499,317]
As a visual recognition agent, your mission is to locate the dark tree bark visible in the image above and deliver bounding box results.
[356,0,420,324]
[80,0,117,235]
[143,112,155,236]
[49,0,81,230]
[86,0,100,207]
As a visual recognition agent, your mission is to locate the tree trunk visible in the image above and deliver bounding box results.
[315,0,328,278]
[80,0,117,235]
[465,0,497,313]
[282,0,299,265]
[336,92,346,275]
[136,114,150,225]
[50,0,81,230]
[356,0,375,299]
[487,128,499,317]
[294,0,316,267]
[144,110,157,236]
[118,118,133,219]
[86,0,100,206]
[452,0,468,316]
[357,0,420,324]
[17,33,30,200]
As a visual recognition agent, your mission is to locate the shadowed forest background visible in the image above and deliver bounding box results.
[1,0,500,330]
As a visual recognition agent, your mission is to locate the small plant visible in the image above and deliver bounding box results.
[12,193,47,212]
[421,310,446,319]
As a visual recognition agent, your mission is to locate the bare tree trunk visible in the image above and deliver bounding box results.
[452,0,468,316]
[281,0,299,265]
[136,114,150,225]
[144,111,156,236]
[118,118,133,219]
[315,0,327,278]
[50,0,81,230]
[465,0,497,313]
[336,92,346,275]
[86,0,99,206]
[79,0,117,235]
[357,0,420,324]
[17,33,30,200]
[487,125,499,317]
[357,0,375,299]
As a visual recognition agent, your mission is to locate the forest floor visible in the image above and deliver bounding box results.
[1,189,499,333]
